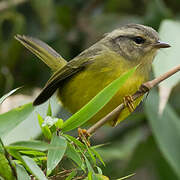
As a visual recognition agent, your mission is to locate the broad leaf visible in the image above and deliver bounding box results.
[153,20,180,112]
[85,156,94,173]
[19,151,45,156]
[47,134,67,176]
[3,95,60,145]
[8,140,49,151]
[0,103,34,138]
[145,89,180,178]
[22,156,47,180]
[65,143,83,169]
[16,164,31,180]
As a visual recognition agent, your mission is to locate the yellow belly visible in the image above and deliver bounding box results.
[58,53,148,126]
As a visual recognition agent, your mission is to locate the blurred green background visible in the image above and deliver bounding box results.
[0,0,180,179]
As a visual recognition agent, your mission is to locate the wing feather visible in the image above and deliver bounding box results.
[33,60,93,105]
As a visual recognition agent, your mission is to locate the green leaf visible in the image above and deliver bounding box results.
[85,173,107,180]
[154,20,180,88]
[64,134,86,149]
[55,119,64,129]
[47,134,67,176]
[91,148,105,167]
[62,67,136,132]
[19,150,45,156]
[38,114,52,140]
[145,89,180,178]
[0,103,34,138]
[3,95,60,145]
[0,87,20,105]
[65,170,77,180]
[117,173,135,180]
[91,143,109,149]
[86,145,96,165]
[46,103,52,116]
[7,149,23,162]
[32,157,47,164]
[22,156,48,180]
[87,172,93,180]
[8,140,49,151]
[85,156,94,173]
[96,167,102,175]
[16,164,31,180]
[92,174,99,180]
[0,152,16,180]
[93,174,108,180]
[153,20,180,112]
[123,135,178,180]
[65,143,83,169]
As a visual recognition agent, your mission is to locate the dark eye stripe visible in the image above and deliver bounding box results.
[114,35,146,45]
[132,36,146,44]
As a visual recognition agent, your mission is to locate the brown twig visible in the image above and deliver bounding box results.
[87,64,180,135]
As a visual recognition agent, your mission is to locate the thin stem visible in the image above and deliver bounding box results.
[0,138,17,178]
[87,64,180,135]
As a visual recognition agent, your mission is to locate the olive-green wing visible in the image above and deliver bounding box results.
[15,35,67,71]
[33,60,93,105]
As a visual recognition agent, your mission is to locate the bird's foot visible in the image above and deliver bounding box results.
[78,128,91,147]
[123,95,135,113]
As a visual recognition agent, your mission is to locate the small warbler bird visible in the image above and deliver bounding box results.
[15,24,170,126]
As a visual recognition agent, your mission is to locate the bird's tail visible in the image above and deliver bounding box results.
[15,35,67,71]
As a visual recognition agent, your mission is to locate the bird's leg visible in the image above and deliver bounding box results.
[123,95,135,112]
[78,128,91,146]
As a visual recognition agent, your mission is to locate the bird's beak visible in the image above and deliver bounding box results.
[153,41,171,48]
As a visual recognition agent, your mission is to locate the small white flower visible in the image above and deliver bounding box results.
[42,116,59,127]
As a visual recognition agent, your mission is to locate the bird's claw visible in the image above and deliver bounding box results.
[123,95,135,113]
[78,128,91,146]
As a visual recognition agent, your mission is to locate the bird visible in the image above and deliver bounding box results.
[15,24,170,127]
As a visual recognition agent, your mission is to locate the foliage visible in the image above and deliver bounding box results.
[0,67,135,179]
[0,0,180,179]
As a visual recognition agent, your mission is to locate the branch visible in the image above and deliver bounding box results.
[0,0,28,12]
[87,64,180,135]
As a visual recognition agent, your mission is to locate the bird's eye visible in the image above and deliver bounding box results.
[132,36,145,44]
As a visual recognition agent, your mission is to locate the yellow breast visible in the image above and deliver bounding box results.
[58,51,149,126]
